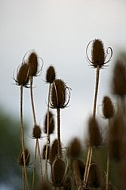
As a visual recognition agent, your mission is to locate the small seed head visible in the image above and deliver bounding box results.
[16,63,29,86]
[44,111,55,134]
[28,52,38,76]
[46,66,56,83]
[92,39,105,68]
[18,149,30,166]
[32,125,41,139]
[49,139,62,164]
[67,138,82,158]
[102,96,114,119]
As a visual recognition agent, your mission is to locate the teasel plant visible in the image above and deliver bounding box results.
[27,51,43,189]
[83,39,113,189]
[102,96,115,190]
[14,57,30,190]
[43,66,56,179]
[50,79,71,158]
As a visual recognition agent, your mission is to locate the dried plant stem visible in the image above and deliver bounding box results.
[83,66,100,187]
[44,83,51,179]
[32,139,37,190]
[57,108,62,158]
[20,85,29,190]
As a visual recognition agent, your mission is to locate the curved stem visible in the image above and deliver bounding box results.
[20,85,29,190]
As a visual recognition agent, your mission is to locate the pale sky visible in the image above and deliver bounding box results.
[0,0,126,146]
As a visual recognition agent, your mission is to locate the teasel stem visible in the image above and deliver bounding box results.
[44,83,51,179]
[57,108,62,158]
[93,65,100,118]
[29,76,43,186]
[20,85,29,190]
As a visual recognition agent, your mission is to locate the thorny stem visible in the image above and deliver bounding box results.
[57,108,62,158]
[83,66,100,187]
[44,83,51,179]
[20,85,29,190]
[30,76,37,125]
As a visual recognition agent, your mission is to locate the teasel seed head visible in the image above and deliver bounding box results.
[44,111,55,134]
[102,96,114,119]
[42,144,50,159]
[28,52,38,76]
[18,149,30,166]
[50,79,70,109]
[87,163,102,188]
[49,139,62,165]
[88,116,102,147]
[32,125,42,139]
[86,39,113,68]
[67,138,82,158]
[15,63,29,87]
[112,60,126,97]
[52,158,66,187]
[46,65,56,83]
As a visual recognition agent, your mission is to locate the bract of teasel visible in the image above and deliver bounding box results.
[15,62,30,87]
[46,65,56,83]
[86,39,113,68]
[50,79,71,109]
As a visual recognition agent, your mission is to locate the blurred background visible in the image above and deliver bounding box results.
[0,0,126,189]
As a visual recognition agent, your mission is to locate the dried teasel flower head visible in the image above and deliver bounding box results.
[32,125,42,139]
[15,63,29,87]
[46,65,56,83]
[28,52,38,76]
[49,139,62,165]
[102,96,114,119]
[44,111,55,134]
[86,39,113,68]
[50,79,71,109]
[67,137,82,158]
[52,158,66,187]
[112,60,126,97]
[18,149,30,166]
[88,116,102,147]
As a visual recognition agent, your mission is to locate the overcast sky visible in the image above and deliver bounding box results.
[1,0,126,150]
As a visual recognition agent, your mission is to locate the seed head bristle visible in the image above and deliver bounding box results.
[102,96,114,119]
[42,144,50,159]
[52,158,66,187]
[28,52,38,76]
[44,111,55,134]
[88,116,102,147]
[112,60,126,96]
[18,149,30,166]
[46,65,56,83]
[87,163,102,188]
[92,39,105,68]
[16,63,29,86]
[50,79,69,109]
[32,125,42,139]
[67,138,82,158]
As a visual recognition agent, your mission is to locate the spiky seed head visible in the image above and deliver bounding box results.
[52,158,66,187]
[28,52,38,76]
[32,125,41,139]
[44,111,55,134]
[88,116,102,147]
[42,144,50,159]
[16,63,29,86]
[88,163,102,188]
[112,60,126,96]
[51,79,66,109]
[67,138,82,158]
[102,96,114,119]
[18,149,30,166]
[92,39,105,68]
[46,66,56,83]
[49,139,62,165]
